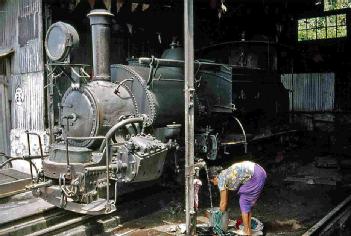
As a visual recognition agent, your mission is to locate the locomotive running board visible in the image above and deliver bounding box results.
[35,186,116,215]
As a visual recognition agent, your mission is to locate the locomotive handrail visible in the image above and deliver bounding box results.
[65,116,144,213]
[98,116,145,152]
[147,55,156,85]
[232,117,248,153]
[66,136,106,140]
[114,78,133,95]
[25,130,45,182]
[0,156,39,174]
[65,135,111,212]
[138,57,261,70]
[101,116,144,212]
[65,136,106,167]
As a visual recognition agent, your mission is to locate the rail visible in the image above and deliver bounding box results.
[25,130,45,182]
[0,185,172,236]
[232,116,248,153]
[303,194,351,236]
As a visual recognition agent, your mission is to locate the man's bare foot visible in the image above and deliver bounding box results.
[233,229,251,235]
[243,228,252,235]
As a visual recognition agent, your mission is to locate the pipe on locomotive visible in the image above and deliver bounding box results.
[138,57,261,70]
[87,9,114,81]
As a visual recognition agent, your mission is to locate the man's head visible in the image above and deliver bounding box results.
[208,166,223,186]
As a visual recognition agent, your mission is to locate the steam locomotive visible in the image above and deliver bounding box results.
[30,9,288,215]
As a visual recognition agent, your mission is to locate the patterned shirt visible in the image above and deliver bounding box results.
[218,161,255,191]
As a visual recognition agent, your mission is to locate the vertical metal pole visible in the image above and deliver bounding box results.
[184,0,196,235]
[105,137,110,206]
[65,119,70,167]
[25,131,34,182]
[47,70,54,143]
[44,2,54,144]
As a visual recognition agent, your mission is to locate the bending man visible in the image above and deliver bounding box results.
[210,161,266,235]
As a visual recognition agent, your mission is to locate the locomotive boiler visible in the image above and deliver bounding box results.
[31,9,235,215]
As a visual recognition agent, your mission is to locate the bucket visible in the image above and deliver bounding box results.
[207,207,229,231]
[234,217,264,232]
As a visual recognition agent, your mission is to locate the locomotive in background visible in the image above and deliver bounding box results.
[30,9,289,215]
[197,40,290,140]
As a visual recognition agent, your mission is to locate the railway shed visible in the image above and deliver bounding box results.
[1,0,351,235]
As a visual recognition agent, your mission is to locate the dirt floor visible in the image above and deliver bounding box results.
[113,133,351,235]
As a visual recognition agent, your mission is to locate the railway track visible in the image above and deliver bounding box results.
[0,208,93,236]
[0,185,176,236]
[303,194,351,236]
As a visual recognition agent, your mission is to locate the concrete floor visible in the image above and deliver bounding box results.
[113,137,351,236]
[2,133,351,236]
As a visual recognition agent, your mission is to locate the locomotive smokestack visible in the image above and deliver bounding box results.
[87,9,114,80]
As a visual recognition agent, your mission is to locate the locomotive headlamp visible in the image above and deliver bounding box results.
[45,22,79,62]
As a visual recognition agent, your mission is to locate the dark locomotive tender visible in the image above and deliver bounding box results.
[197,40,290,139]
[31,9,289,215]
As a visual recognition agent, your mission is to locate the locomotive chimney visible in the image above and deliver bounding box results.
[87,9,114,81]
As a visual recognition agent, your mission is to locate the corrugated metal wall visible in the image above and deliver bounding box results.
[0,0,48,168]
[281,73,335,112]
[0,0,18,50]
[11,73,45,131]
[0,75,10,161]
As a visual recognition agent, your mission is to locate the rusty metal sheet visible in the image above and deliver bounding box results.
[9,72,49,159]
[11,73,45,131]
[18,0,40,17]
[1,0,45,122]
[281,73,335,112]
[16,0,44,74]
[0,0,47,170]
[0,0,18,50]
[15,40,44,74]
[18,12,39,47]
